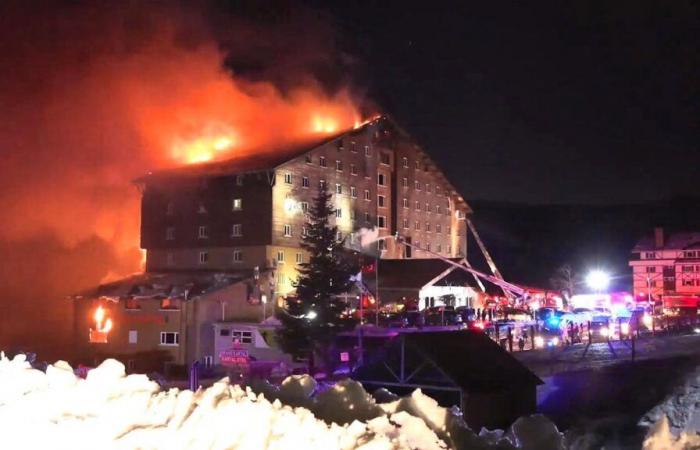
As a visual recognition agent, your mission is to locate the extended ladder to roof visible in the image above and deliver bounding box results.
[467,220,514,299]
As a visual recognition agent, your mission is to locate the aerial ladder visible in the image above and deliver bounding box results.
[466,220,515,300]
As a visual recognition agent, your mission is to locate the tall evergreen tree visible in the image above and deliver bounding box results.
[276,188,357,368]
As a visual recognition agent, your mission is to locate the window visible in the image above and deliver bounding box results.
[415,201,421,211]
[203,355,213,368]
[403,198,409,208]
[402,177,408,188]
[336,160,343,171]
[380,153,390,165]
[350,209,356,220]
[336,183,342,194]
[437,244,442,253]
[425,202,430,212]
[166,252,174,266]
[160,298,180,310]
[377,216,386,228]
[414,221,421,230]
[337,139,344,150]
[197,202,207,214]
[365,212,371,223]
[447,225,451,233]
[283,224,292,237]
[296,252,303,264]
[302,226,308,237]
[235,175,244,186]
[160,332,179,346]
[300,201,309,213]
[125,298,140,310]
[233,249,243,263]
[436,224,442,233]
[232,198,242,211]
[277,251,285,264]
[350,186,357,198]
[447,244,451,254]
[377,173,386,186]
[414,180,421,190]
[682,266,694,273]
[305,154,312,164]
[644,252,656,259]
[128,330,138,344]
[335,208,342,218]
[199,251,208,264]
[378,195,386,208]
[319,156,327,167]
[646,266,657,273]
[350,164,358,175]
[402,157,409,168]
[232,331,253,344]
[364,145,371,156]
[231,224,242,237]
[402,218,409,229]
[435,186,441,196]
[683,279,695,286]
[198,225,209,239]
[166,201,175,215]
[364,190,371,201]
[166,227,175,240]
[426,243,431,252]
[378,239,387,251]
[415,160,420,170]
[436,205,442,215]
[284,173,292,184]
[302,176,309,188]
[425,222,431,232]
[336,231,343,241]
[319,179,326,190]
[425,183,431,194]
[350,141,357,152]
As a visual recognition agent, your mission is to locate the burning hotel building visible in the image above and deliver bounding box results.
[73,116,472,372]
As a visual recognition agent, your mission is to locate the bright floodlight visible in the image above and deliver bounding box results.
[586,270,610,291]
[306,310,317,320]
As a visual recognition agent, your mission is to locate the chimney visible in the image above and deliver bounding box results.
[654,227,664,249]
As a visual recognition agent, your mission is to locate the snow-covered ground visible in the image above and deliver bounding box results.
[0,352,567,450]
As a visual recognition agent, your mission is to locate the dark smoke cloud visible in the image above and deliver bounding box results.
[0,1,364,359]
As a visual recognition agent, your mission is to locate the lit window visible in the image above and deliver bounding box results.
[350,186,357,198]
[378,195,386,207]
[160,298,180,310]
[364,145,371,156]
[232,198,243,211]
[128,330,138,344]
[377,173,386,186]
[199,252,208,264]
[284,173,292,184]
[336,183,342,194]
[364,190,371,201]
[336,160,343,171]
[283,224,292,237]
[350,164,358,175]
[300,201,309,213]
[160,332,179,346]
[166,227,175,240]
[233,249,243,263]
[403,198,409,208]
[319,156,327,167]
[302,176,309,188]
[296,253,303,264]
[235,175,244,186]
[377,216,386,228]
[402,177,408,188]
[231,224,242,237]
[198,226,209,239]
[402,157,408,168]
[277,251,285,263]
[232,331,253,344]
[125,298,140,310]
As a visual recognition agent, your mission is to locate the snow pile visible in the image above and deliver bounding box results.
[0,352,565,449]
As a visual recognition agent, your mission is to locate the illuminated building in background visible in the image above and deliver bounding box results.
[629,227,700,306]
[137,116,471,301]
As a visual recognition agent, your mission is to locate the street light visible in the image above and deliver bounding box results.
[586,270,610,292]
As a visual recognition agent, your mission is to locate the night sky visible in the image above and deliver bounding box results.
[308,0,698,204]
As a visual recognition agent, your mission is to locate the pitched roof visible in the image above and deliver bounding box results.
[404,331,542,391]
[633,231,700,252]
[377,258,467,290]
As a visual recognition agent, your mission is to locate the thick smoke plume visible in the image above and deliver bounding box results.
[0,1,365,358]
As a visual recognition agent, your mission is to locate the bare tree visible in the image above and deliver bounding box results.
[550,264,580,307]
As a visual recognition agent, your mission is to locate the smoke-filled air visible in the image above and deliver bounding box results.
[0,2,367,357]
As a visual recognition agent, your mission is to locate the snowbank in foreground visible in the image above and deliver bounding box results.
[0,352,566,449]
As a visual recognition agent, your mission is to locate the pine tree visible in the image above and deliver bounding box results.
[276,188,357,368]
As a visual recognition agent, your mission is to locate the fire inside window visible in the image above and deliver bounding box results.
[89,305,113,344]
[160,298,180,310]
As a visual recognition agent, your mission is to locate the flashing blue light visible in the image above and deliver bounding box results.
[547,316,561,328]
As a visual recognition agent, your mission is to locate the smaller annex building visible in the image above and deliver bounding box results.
[352,330,542,430]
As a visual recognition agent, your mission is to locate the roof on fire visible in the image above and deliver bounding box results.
[135,115,470,212]
[71,270,264,301]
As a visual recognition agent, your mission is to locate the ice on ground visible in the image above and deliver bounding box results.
[0,351,567,449]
